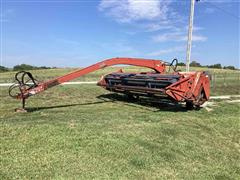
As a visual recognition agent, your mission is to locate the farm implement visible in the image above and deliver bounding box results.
[9,57,210,112]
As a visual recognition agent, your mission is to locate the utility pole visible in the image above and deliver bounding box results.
[186,0,197,72]
[0,0,3,67]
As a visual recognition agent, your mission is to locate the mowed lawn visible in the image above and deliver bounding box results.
[0,68,240,179]
[1,66,239,95]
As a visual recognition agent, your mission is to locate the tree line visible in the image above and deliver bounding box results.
[0,64,54,73]
[0,61,238,73]
[177,61,237,70]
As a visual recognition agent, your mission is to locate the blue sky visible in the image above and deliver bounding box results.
[1,0,239,68]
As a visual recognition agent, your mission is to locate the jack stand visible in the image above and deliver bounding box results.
[15,98,27,113]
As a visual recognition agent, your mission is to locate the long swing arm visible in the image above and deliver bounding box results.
[9,57,166,103]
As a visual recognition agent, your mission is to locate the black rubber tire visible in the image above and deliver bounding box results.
[126,94,139,101]
[186,101,194,110]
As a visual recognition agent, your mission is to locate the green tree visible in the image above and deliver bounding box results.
[0,66,9,72]
[208,64,222,69]
[190,61,201,67]
[177,62,186,66]
[13,64,37,71]
[223,66,235,70]
[13,64,51,71]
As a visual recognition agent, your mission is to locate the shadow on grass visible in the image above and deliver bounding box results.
[97,93,189,112]
[25,93,192,112]
[25,101,110,112]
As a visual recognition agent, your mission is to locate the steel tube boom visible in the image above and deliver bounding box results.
[11,57,165,100]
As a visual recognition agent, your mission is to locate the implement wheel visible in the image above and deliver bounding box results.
[126,94,139,101]
[186,101,194,110]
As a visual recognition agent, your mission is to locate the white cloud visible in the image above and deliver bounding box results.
[147,46,185,56]
[98,0,172,23]
[153,32,181,42]
[153,32,207,42]
[184,25,204,32]
[143,21,175,32]
[191,35,208,42]
[98,0,207,46]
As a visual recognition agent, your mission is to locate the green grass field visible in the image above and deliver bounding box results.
[0,67,240,179]
[0,66,239,95]
[0,66,239,82]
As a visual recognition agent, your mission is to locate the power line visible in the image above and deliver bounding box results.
[203,1,240,20]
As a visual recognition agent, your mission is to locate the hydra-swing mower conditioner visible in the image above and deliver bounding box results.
[9,57,210,112]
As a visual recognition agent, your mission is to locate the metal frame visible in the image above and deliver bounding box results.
[9,57,210,110]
